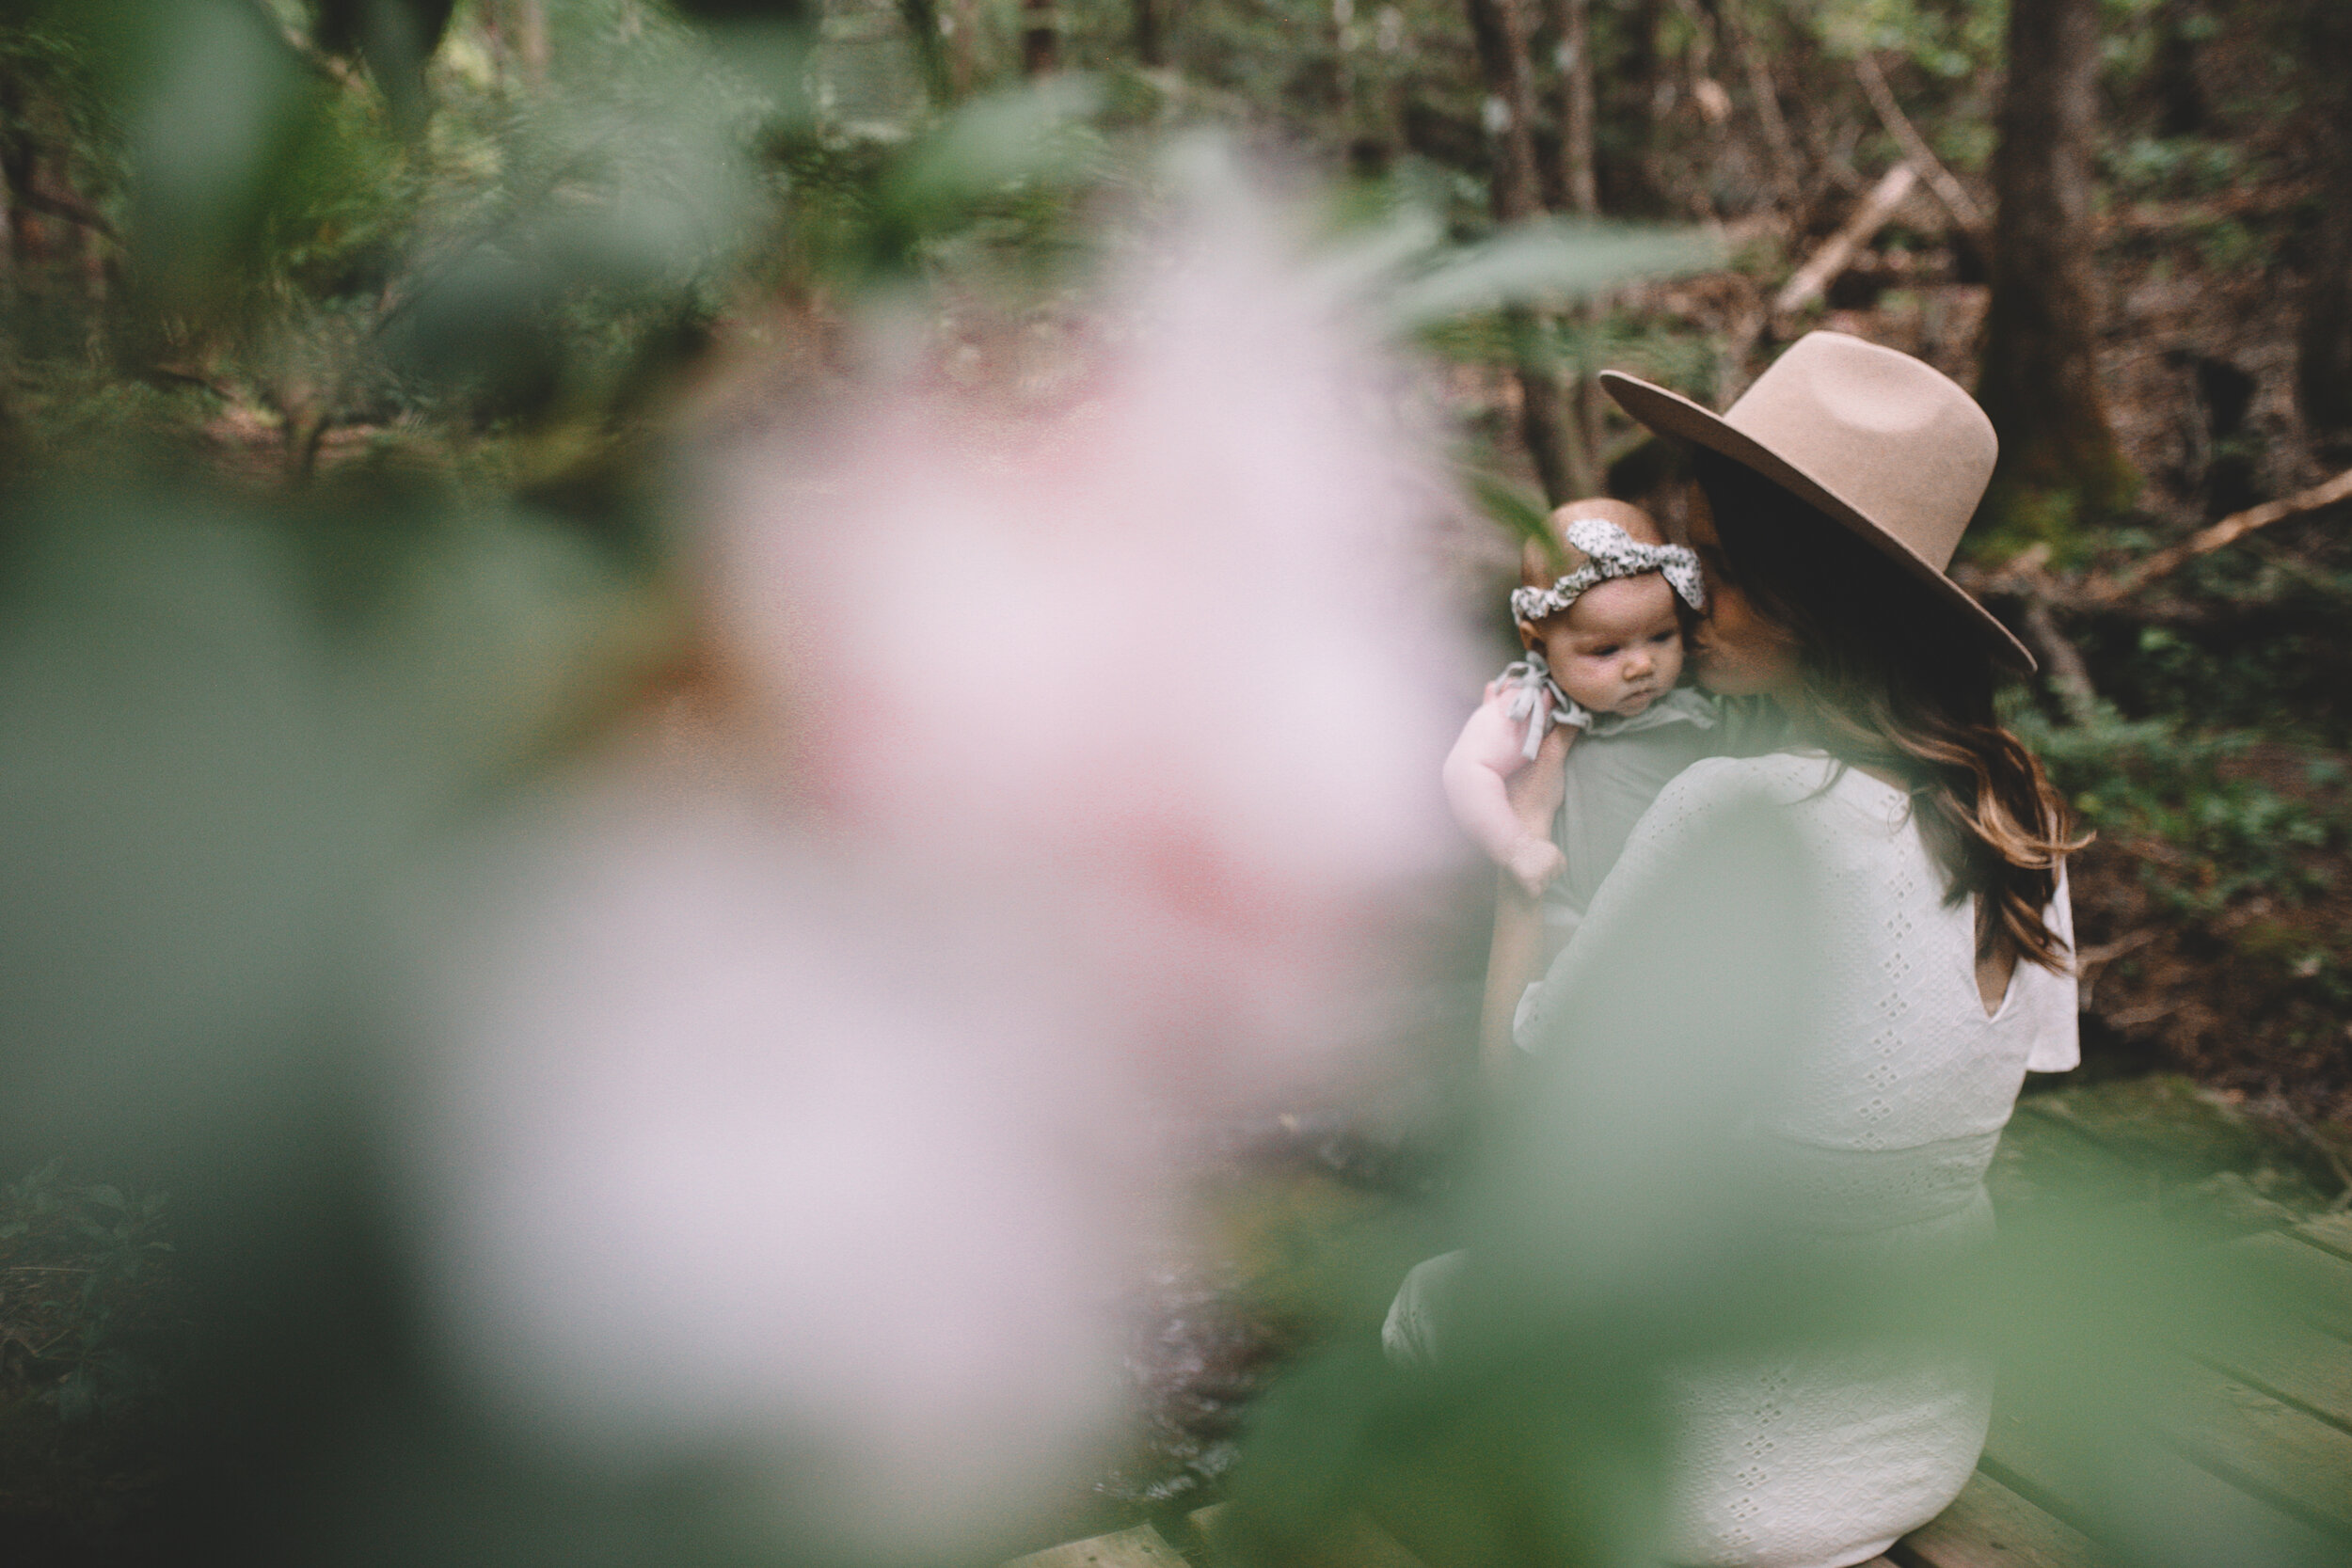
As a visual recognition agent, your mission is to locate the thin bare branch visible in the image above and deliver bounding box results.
[2018,594,2100,723]
[1772,162,1915,317]
[1724,0,1801,206]
[1,178,119,245]
[1853,50,1988,248]
[2084,466,2352,601]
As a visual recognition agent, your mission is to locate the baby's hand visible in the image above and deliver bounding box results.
[1504,835,1566,899]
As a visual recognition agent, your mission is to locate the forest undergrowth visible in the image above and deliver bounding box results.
[2,0,2349,1559]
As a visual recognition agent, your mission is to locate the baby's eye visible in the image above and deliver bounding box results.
[1650,629,1677,645]
[1589,644,1620,658]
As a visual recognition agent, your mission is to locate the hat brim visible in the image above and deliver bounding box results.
[1597,370,2036,673]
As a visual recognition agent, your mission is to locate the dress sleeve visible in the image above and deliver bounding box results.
[2020,864,2081,1073]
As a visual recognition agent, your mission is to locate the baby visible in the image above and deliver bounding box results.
[1442,499,1718,946]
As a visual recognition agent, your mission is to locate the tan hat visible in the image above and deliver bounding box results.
[1597,331,2033,671]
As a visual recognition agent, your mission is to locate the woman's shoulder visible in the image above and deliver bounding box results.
[1617,752,1888,876]
[1655,750,1838,809]
[1601,753,1825,878]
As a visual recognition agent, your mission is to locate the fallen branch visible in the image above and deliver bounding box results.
[2075,928,2161,969]
[0,170,120,245]
[2259,1099,2352,1211]
[2106,1000,2180,1031]
[1853,51,1990,251]
[1724,0,1801,207]
[2085,466,2352,602]
[1962,542,2103,722]
[2075,927,2159,1013]
[2095,184,2316,237]
[1772,162,1915,318]
[2018,594,2101,724]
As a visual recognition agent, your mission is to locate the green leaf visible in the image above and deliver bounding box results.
[1464,469,1553,546]
[1385,219,1716,328]
[882,76,1104,219]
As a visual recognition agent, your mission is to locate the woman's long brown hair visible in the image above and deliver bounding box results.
[1693,451,2086,974]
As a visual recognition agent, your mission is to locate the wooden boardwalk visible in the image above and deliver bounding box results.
[1007,1100,2352,1568]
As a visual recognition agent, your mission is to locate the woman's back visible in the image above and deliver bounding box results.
[1505,747,2079,1568]
[1541,752,2078,1568]
[1659,753,2078,1154]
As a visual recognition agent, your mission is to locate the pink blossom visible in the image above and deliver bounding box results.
[397,168,1478,1560]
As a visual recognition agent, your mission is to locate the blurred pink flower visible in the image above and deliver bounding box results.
[708,184,1472,1105]
[399,166,1476,1562]
[403,749,1141,1560]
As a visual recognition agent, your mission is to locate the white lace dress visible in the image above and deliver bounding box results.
[1393,752,2077,1568]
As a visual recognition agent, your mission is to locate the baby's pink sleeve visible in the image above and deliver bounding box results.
[1442,691,1538,865]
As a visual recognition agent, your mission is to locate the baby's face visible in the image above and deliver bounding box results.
[1532,574,1684,718]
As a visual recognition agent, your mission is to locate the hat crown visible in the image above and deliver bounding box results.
[1720,333,1996,571]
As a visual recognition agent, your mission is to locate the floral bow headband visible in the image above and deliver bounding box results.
[1508,517,1708,625]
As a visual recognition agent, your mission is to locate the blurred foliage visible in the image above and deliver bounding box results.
[0,1158,183,1429]
[0,0,2344,1561]
[2014,701,2346,918]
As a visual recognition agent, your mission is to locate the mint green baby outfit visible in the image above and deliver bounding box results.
[1540,688,1786,939]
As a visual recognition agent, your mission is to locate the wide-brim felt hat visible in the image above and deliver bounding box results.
[1597,331,2034,671]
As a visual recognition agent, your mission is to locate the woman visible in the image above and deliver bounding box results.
[1481,333,2084,1568]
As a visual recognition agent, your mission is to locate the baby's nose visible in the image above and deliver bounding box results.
[1622,647,1654,675]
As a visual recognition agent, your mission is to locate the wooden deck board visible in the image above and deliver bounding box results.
[2290,1212,2352,1262]
[1188,1502,1427,1568]
[2152,1359,2352,1539]
[2189,1311,2352,1435]
[2233,1230,2352,1338]
[1004,1524,1194,1568]
[1982,1378,2347,1566]
[1893,1471,2103,1568]
[1017,1193,2352,1568]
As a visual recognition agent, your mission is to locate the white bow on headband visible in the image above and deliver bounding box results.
[1508,517,1708,626]
[1496,648,1591,760]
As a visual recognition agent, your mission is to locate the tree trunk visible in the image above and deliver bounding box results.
[2296,2,2352,445]
[1671,0,1726,221]
[1467,0,1591,500]
[951,0,979,92]
[900,0,955,102]
[1551,0,1597,215]
[1978,0,2135,531]
[1023,0,1059,74]
[1465,0,1544,223]
[1549,0,1608,484]
[512,0,549,84]
[1724,0,1799,208]
[1136,0,1168,68]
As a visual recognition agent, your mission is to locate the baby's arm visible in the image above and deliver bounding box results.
[1443,689,1570,897]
